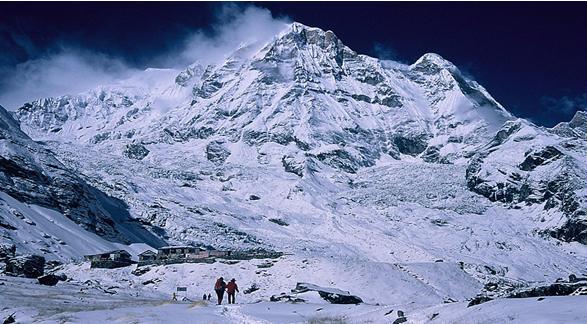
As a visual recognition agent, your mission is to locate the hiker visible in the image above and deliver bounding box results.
[208,293,212,300]
[214,277,227,305]
[226,278,239,304]
[203,293,207,300]
[172,292,177,301]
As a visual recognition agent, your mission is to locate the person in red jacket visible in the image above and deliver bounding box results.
[214,277,227,305]
[226,278,239,304]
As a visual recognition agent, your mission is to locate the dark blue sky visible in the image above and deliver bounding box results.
[1,2,586,126]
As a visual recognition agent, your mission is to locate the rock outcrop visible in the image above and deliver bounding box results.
[5,254,45,278]
[292,282,363,304]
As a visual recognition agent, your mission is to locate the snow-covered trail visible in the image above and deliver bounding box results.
[2,275,587,324]
[0,275,394,323]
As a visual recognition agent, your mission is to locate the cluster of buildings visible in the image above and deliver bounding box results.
[137,246,232,266]
[84,246,282,269]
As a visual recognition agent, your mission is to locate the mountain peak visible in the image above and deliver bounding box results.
[569,110,587,129]
[276,22,343,50]
[411,53,456,73]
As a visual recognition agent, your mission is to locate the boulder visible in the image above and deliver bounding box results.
[5,254,45,278]
[37,274,60,286]
[243,283,259,294]
[292,282,363,304]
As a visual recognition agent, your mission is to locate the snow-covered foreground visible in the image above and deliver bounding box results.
[2,274,587,324]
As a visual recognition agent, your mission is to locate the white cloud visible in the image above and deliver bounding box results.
[0,49,137,110]
[158,4,290,67]
[0,4,290,110]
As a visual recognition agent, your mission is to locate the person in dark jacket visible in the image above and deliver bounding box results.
[226,278,239,304]
[214,277,227,305]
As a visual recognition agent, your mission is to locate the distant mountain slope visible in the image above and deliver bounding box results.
[0,104,164,258]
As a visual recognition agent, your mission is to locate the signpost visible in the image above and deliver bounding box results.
[177,286,188,301]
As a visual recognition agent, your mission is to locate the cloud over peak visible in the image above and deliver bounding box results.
[0,4,289,110]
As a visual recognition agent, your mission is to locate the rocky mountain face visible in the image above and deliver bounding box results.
[3,21,587,270]
[0,104,163,250]
[466,116,587,244]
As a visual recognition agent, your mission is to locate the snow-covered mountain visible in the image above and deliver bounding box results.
[2,22,587,322]
[0,104,164,260]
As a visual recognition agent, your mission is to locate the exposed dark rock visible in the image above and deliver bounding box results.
[393,310,408,324]
[3,313,15,324]
[292,282,363,304]
[131,266,151,276]
[393,134,428,156]
[519,146,562,171]
[421,146,441,163]
[45,260,63,270]
[487,121,523,148]
[37,274,60,286]
[249,195,261,201]
[123,143,150,160]
[243,283,259,294]
[90,132,111,144]
[5,255,45,278]
[242,129,269,146]
[142,279,159,285]
[313,149,370,174]
[269,218,289,226]
[507,282,587,299]
[0,243,16,259]
[257,261,274,268]
[205,141,231,164]
[467,295,493,307]
[0,216,17,230]
[0,105,163,245]
[269,293,306,303]
[282,156,304,177]
[569,274,587,283]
